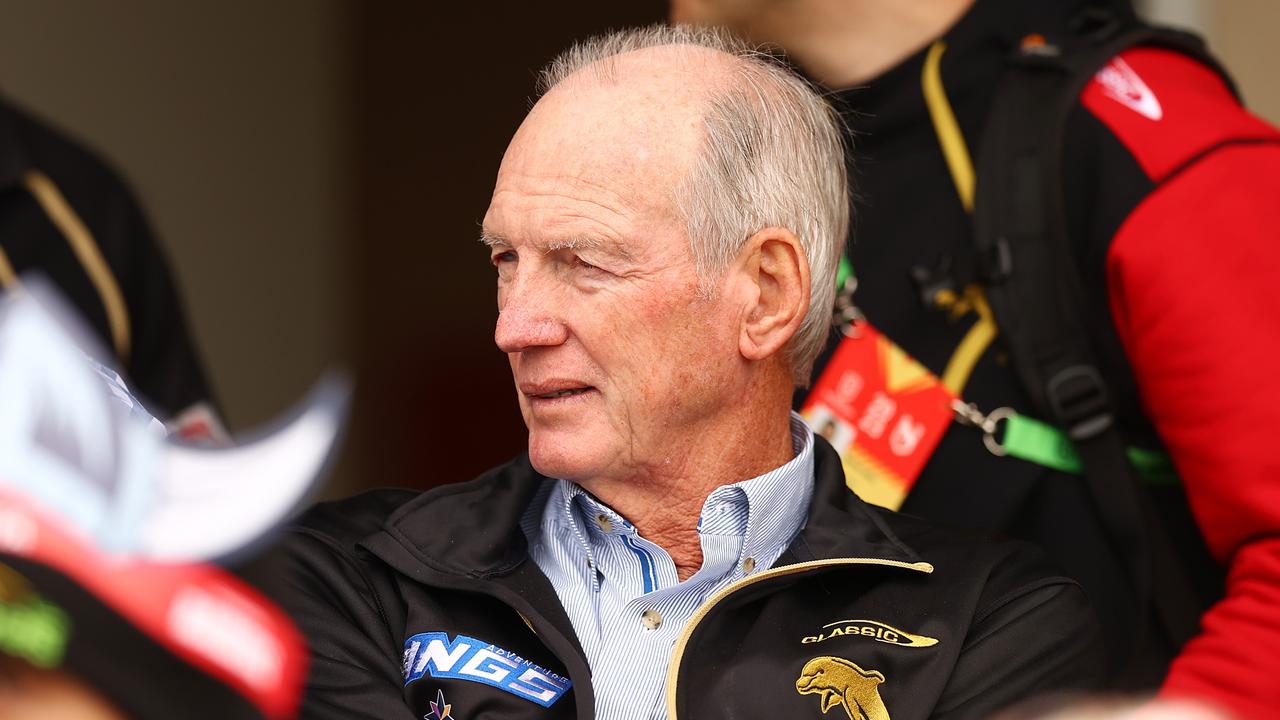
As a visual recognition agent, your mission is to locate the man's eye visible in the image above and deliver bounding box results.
[574,256,603,273]
[491,251,517,282]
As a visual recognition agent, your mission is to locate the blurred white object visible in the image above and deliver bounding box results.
[0,277,348,562]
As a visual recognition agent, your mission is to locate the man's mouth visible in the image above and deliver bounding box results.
[520,381,596,401]
[534,387,592,400]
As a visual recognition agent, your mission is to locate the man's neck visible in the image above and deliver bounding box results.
[578,382,796,581]
[735,0,975,89]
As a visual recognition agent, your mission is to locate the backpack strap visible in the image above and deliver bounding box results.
[972,6,1227,669]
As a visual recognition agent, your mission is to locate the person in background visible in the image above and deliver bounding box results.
[0,93,223,441]
[670,0,1280,716]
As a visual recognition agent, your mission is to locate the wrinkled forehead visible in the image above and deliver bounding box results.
[494,46,735,218]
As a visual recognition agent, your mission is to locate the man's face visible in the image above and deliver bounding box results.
[482,59,746,485]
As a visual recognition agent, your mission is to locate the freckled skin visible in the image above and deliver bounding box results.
[482,46,804,578]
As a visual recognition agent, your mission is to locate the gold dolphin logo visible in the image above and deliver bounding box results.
[796,656,891,720]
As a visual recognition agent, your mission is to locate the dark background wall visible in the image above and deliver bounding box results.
[346,2,665,492]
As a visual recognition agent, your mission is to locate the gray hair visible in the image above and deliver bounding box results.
[538,24,850,386]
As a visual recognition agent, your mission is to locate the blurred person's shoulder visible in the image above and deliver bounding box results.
[1078,46,1278,182]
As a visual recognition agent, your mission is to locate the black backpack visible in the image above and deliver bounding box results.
[972,1,1237,667]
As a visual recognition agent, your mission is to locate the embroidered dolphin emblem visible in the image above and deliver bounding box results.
[796,656,890,720]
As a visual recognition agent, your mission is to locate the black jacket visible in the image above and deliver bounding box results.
[279,439,1104,719]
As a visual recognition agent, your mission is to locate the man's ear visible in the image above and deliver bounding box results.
[733,227,810,362]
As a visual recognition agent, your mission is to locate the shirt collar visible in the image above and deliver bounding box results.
[548,412,815,572]
[368,430,923,584]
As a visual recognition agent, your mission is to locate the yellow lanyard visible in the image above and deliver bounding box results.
[920,40,998,395]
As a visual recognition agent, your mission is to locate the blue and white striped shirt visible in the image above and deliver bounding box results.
[522,413,815,720]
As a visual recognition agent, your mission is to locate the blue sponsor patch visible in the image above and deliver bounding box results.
[402,632,572,708]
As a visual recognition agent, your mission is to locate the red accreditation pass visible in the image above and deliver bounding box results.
[801,322,955,510]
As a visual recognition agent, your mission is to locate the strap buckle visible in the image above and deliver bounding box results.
[951,400,1017,457]
[1046,365,1113,440]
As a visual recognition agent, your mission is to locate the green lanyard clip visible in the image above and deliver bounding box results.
[952,401,1177,485]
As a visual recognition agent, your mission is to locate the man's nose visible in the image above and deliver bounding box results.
[494,277,570,353]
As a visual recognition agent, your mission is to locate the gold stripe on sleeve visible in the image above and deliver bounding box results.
[0,246,18,289]
[23,170,131,362]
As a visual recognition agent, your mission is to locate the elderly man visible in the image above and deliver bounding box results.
[280,26,1101,720]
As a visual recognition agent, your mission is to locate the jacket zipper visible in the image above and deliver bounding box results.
[663,556,934,719]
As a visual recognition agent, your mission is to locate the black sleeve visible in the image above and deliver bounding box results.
[279,530,419,720]
[931,577,1105,719]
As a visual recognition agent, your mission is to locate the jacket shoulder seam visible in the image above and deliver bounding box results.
[1151,135,1280,186]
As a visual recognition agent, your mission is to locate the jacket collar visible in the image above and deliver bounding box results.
[362,455,544,581]
[361,435,923,580]
[788,437,924,566]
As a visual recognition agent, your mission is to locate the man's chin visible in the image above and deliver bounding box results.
[526,435,604,482]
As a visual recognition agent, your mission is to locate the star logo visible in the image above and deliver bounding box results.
[427,688,454,720]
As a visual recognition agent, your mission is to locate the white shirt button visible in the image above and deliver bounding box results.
[742,557,756,574]
[641,609,663,631]
[595,513,612,533]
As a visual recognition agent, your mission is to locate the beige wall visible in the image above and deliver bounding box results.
[0,0,351,431]
[1140,0,1280,122]
[1213,0,1280,123]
